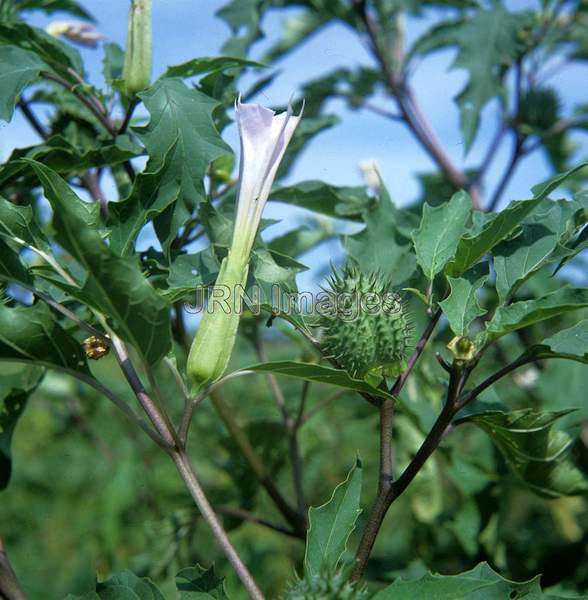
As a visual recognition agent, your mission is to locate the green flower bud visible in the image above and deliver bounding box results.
[122,0,152,94]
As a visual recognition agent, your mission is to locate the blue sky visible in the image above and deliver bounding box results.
[2,0,587,290]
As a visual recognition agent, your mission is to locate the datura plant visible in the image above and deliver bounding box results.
[187,100,302,390]
[1,1,588,600]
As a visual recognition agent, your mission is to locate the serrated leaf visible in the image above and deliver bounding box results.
[0,45,46,121]
[447,162,588,276]
[413,190,472,281]
[494,199,578,302]
[244,362,394,400]
[304,459,362,576]
[109,141,181,255]
[410,8,522,151]
[0,302,89,373]
[176,564,229,599]
[0,195,51,253]
[163,247,221,304]
[447,199,542,277]
[25,160,171,366]
[439,262,488,336]
[344,185,417,283]
[134,79,230,253]
[373,562,541,599]
[0,134,142,186]
[270,181,370,220]
[483,287,588,343]
[456,409,588,498]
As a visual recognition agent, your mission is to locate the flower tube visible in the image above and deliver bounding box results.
[187,99,302,389]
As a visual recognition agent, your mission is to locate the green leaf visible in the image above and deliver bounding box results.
[439,262,488,336]
[134,79,230,253]
[304,459,363,576]
[68,570,165,600]
[412,190,472,281]
[493,200,578,302]
[530,161,588,198]
[0,237,33,287]
[109,142,181,255]
[0,195,50,252]
[448,162,588,276]
[269,221,336,258]
[411,8,522,151]
[483,287,588,343]
[373,562,541,599]
[25,160,171,366]
[162,55,262,79]
[176,564,229,599]
[16,0,95,21]
[522,320,588,365]
[0,21,83,74]
[244,362,395,400]
[0,302,89,373]
[456,409,588,498]
[0,134,142,186]
[163,247,221,304]
[0,364,43,490]
[102,42,124,86]
[344,185,417,282]
[447,199,542,277]
[0,46,46,121]
[270,181,370,220]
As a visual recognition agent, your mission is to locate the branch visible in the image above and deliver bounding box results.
[351,364,470,580]
[216,505,302,540]
[352,2,481,208]
[391,308,442,396]
[119,97,140,135]
[108,333,177,449]
[42,71,117,136]
[456,354,559,409]
[486,131,525,212]
[210,390,307,537]
[0,538,26,600]
[178,370,254,444]
[253,333,306,516]
[106,337,265,597]
[172,451,266,600]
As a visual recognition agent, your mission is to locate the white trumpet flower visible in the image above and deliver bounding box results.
[187,99,302,389]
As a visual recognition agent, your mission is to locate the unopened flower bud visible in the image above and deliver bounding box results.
[122,0,152,94]
[46,21,105,48]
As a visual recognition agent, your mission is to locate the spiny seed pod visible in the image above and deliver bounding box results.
[320,265,413,380]
[282,571,368,600]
